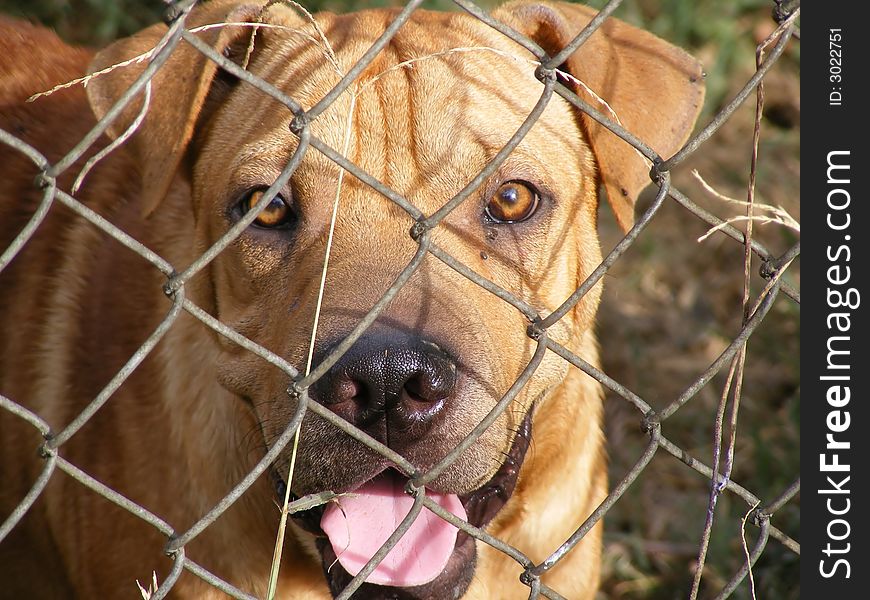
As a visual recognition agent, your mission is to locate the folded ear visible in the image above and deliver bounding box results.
[86,0,265,214]
[493,1,705,232]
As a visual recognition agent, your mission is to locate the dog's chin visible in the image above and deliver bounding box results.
[270,413,532,599]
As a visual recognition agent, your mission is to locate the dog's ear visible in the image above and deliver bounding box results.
[493,1,705,232]
[86,0,266,214]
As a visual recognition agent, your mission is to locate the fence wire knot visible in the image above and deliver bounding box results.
[534,64,558,84]
[163,272,183,297]
[34,172,54,190]
[289,112,311,135]
[37,439,57,460]
[526,320,546,341]
[641,410,661,434]
[409,220,428,242]
[519,567,540,588]
[164,0,197,25]
[649,156,668,183]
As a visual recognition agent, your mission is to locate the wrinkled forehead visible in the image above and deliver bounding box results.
[199,7,584,200]
[254,7,548,112]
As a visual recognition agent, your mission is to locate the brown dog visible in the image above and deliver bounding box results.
[0,2,703,598]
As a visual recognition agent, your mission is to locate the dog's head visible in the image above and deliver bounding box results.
[87,1,702,596]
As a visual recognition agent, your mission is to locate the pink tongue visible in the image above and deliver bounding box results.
[320,475,466,587]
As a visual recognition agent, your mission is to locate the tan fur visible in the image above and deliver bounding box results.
[0,2,703,598]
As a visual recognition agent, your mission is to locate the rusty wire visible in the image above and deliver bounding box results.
[0,0,800,598]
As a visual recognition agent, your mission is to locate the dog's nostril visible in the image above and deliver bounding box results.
[331,377,364,405]
[404,374,430,403]
[404,362,455,404]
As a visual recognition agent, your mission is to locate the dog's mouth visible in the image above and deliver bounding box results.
[270,412,532,599]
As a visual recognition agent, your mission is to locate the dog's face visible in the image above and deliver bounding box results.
[198,12,603,593]
[194,9,602,490]
[87,1,702,596]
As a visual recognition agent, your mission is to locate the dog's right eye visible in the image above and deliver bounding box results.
[239,189,296,229]
[485,181,541,224]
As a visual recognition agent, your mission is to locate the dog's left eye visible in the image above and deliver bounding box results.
[240,189,296,229]
[485,181,541,224]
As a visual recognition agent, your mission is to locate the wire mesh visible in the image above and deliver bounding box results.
[0,0,800,598]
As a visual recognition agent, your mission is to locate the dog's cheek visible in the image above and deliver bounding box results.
[419,428,510,494]
[208,239,309,344]
[230,236,292,284]
[554,219,605,346]
[570,243,605,341]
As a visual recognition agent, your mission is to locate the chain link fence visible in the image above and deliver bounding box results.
[0,0,800,598]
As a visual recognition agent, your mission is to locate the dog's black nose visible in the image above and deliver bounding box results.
[312,334,457,444]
